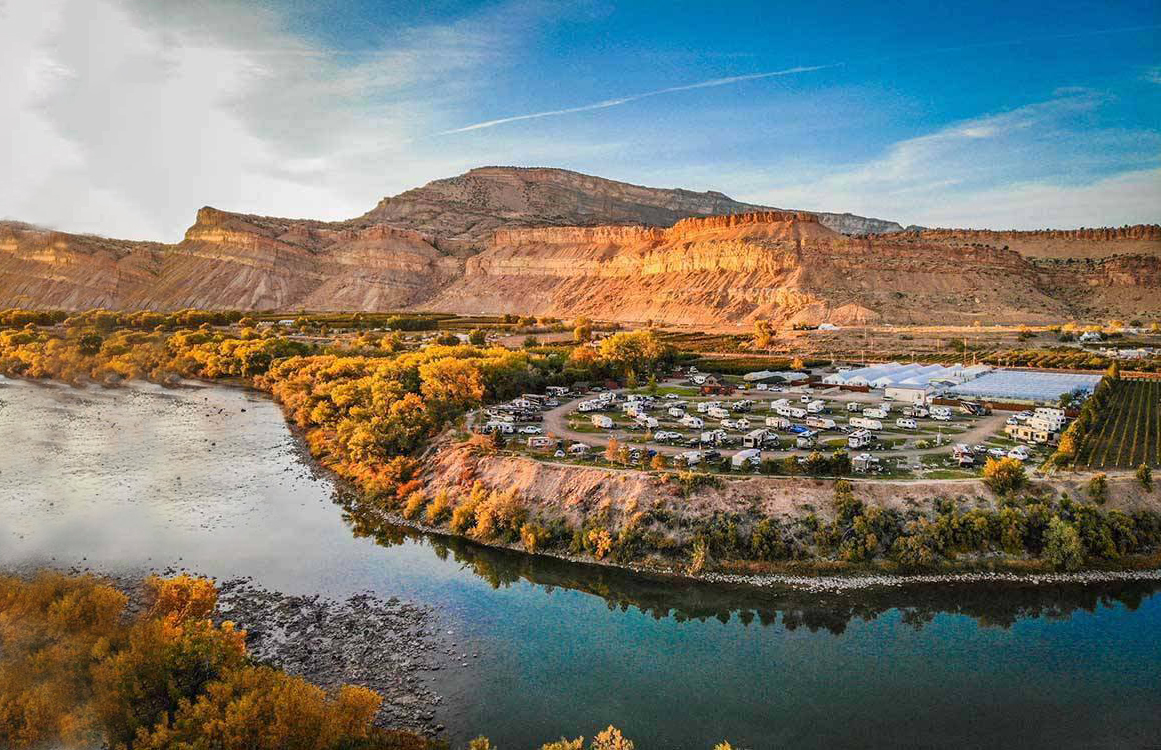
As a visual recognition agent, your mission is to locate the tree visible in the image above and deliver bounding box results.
[605,437,621,464]
[650,453,667,471]
[1137,463,1153,491]
[983,457,1026,495]
[1106,361,1120,379]
[573,317,593,343]
[791,356,805,371]
[1087,473,1108,505]
[753,319,775,349]
[468,328,487,346]
[1043,517,1084,570]
[523,336,540,348]
[646,374,658,395]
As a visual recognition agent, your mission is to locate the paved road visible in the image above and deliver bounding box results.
[535,385,1008,463]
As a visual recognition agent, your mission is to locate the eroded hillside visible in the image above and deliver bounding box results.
[1,167,1158,322]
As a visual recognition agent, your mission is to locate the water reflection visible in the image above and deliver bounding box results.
[340,498,1160,635]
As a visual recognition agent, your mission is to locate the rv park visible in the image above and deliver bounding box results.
[475,359,1157,482]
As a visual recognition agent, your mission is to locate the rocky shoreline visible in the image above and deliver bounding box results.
[1,564,453,738]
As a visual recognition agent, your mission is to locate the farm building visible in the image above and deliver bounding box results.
[823,362,988,390]
[947,370,1101,404]
[884,384,931,404]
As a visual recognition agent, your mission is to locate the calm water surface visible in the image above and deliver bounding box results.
[1,378,1158,749]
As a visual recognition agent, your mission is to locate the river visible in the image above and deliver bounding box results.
[1,378,1158,749]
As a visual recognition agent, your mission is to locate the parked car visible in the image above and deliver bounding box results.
[518,426,543,434]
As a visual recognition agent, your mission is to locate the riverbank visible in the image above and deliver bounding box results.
[0,563,451,738]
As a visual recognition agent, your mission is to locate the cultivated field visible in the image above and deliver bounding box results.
[1075,378,1161,469]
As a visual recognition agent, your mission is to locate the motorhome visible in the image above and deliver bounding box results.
[635,415,659,430]
[788,407,808,419]
[591,414,614,429]
[678,450,702,467]
[700,429,729,445]
[707,407,730,420]
[484,420,515,434]
[805,416,836,430]
[743,429,769,449]
[667,406,686,419]
[765,416,791,430]
[796,434,816,449]
[567,443,591,455]
[697,400,722,414]
[848,429,873,449]
[680,415,705,429]
[847,402,863,413]
[806,399,826,413]
[930,406,953,420]
[903,405,929,418]
[895,417,917,430]
[850,417,883,431]
[527,436,553,449]
[862,407,888,419]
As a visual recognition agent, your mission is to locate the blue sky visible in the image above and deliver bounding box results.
[2,0,1158,238]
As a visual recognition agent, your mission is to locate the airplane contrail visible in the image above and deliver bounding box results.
[435,22,1161,136]
[437,64,836,134]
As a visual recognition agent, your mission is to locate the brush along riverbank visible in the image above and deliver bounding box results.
[364,438,1161,583]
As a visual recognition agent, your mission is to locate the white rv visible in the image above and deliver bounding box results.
[731,449,762,469]
[591,414,614,429]
[850,417,883,431]
[743,429,769,449]
[848,429,873,449]
[895,417,917,430]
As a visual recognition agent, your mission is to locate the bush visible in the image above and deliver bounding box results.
[401,491,427,520]
[983,457,1026,495]
[1087,473,1109,505]
[1043,517,1085,570]
[1137,464,1153,491]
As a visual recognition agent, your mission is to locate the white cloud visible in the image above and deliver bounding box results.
[0,0,536,240]
[747,89,1161,228]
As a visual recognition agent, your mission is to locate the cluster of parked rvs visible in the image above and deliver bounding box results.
[479,387,568,435]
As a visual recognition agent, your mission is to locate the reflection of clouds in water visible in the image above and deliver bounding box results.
[0,380,342,571]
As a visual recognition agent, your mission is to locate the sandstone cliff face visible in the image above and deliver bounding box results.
[424,214,1160,326]
[1,168,1157,324]
[0,209,462,312]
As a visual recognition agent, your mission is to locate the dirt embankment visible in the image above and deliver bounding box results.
[424,441,1160,545]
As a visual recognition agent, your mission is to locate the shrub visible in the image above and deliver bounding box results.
[401,491,427,520]
[983,457,1026,495]
[1137,464,1153,491]
[424,490,453,525]
[520,522,550,553]
[1087,473,1109,505]
[1043,517,1085,570]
